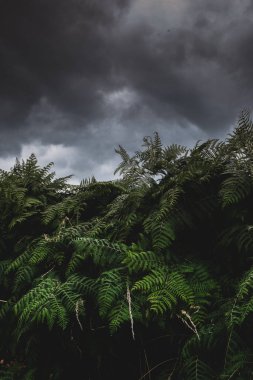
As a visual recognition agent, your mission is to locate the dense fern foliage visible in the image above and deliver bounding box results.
[1,112,253,379]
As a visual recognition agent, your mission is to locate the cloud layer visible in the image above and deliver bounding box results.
[0,0,252,180]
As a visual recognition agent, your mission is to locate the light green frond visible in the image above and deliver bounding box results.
[108,298,142,334]
[123,249,163,272]
[132,267,168,292]
[98,269,124,317]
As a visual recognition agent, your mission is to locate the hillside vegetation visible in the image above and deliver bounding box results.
[1,112,253,379]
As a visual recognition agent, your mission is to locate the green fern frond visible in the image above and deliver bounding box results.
[147,271,193,314]
[155,187,182,222]
[13,276,84,332]
[67,274,98,296]
[123,249,163,272]
[227,266,253,328]
[236,266,253,300]
[114,145,131,175]
[42,196,84,225]
[98,269,124,317]
[220,175,251,207]
[222,330,250,378]
[144,219,175,250]
[132,267,168,292]
[163,143,188,163]
[13,265,36,291]
[9,211,37,229]
[66,250,89,276]
[108,298,142,334]
[147,288,177,314]
[181,357,215,380]
[23,197,43,209]
[181,323,223,359]
[28,240,54,265]
[74,237,127,266]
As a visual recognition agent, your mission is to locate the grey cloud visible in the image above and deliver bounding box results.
[109,0,253,132]
[0,0,130,128]
[0,0,253,179]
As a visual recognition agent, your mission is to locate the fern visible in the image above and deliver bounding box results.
[108,297,142,334]
[155,187,183,222]
[2,115,253,378]
[28,240,54,265]
[221,330,252,379]
[220,174,251,207]
[14,276,85,333]
[42,196,84,225]
[13,265,36,292]
[97,269,125,317]
[123,248,163,272]
[74,237,126,266]
[132,267,194,315]
[132,267,168,292]
[67,274,98,296]
[181,357,215,380]
[227,266,253,328]
[144,219,175,250]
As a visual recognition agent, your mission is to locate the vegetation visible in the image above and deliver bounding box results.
[1,111,253,379]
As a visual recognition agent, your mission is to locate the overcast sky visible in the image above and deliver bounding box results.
[0,0,252,182]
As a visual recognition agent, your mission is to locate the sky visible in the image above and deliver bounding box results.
[0,0,253,182]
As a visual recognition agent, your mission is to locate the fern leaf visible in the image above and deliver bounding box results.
[182,357,215,380]
[98,269,124,317]
[123,249,163,272]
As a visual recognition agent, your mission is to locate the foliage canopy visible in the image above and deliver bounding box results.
[1,111,253,378]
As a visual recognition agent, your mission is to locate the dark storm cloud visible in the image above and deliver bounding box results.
[0,0,253,179]
[0,0,130,153]
[111,0,253,132]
